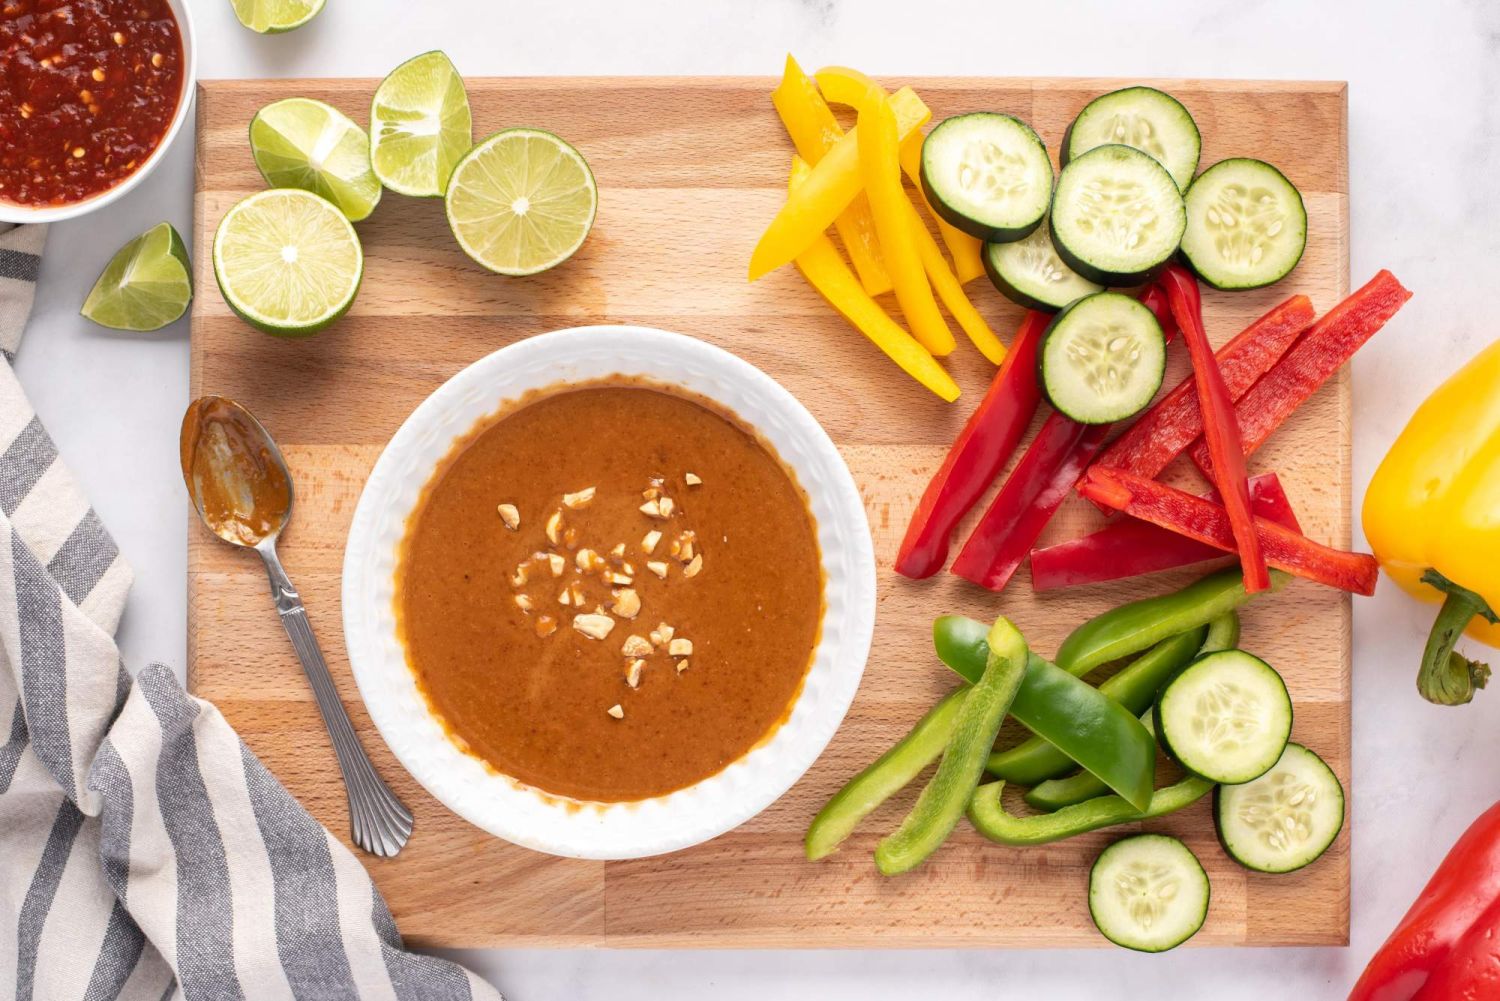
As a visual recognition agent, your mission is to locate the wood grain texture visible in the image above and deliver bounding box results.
[190,76,1351,948]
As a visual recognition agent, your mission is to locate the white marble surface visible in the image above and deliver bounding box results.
[21,0,1500,995]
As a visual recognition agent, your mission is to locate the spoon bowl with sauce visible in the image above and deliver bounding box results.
[181,396,413,857]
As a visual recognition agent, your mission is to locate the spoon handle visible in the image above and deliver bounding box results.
[259,544,414,857]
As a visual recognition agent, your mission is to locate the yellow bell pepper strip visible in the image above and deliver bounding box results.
[902,195,1005,363]
[789,157,959,402]
[1364,336,1500,705]
[771,57,893,297]
[856,88,956,357]
[897,136,986,285]
[749,86,930,282]
[814,65,987,286]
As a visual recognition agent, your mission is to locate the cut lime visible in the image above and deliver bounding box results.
[369,51,472,197]
[212,189,363,337]
[445,129,598,276]
[81,223,193,331]
[230,0,325,33]
[249,98,382,222]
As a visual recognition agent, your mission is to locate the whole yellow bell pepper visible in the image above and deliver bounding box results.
[1364,337,1500,705]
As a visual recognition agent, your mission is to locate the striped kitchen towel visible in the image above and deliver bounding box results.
[0,223,504,1001]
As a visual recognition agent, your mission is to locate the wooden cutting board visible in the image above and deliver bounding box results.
[189,75,1350,948]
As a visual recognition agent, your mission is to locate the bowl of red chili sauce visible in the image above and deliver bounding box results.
[0,0,195,223]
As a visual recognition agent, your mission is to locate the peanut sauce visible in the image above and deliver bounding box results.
[397,380,824,803]
[180,396,291,548]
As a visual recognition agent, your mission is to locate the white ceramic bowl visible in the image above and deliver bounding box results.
[342,326,877,859]
[0,0,197,224]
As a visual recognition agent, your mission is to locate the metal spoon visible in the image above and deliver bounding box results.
[180,395,413,857]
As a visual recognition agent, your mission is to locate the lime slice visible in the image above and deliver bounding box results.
[369,51,472,197]
[212,189,363,337]
[230,0,325,33]
[81,223,193,331]
[250,98,382,222]
[445,129,598,276]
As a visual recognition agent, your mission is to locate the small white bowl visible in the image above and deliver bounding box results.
[0,0,197,224]
[342,326,877,859]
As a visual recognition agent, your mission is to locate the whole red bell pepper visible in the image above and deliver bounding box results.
[1077,465,1378,595]
[1350,801,1500,1001]
[1030,472,1302,591]
[895,311,1047,579]
[1191,270,1413,476]
[1159,263,1269,593]
[1091,294,1313,482]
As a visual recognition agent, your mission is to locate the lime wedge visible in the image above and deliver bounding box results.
[250,98,382,222]
[445,128,598,276]
[212,189,363,337]
[230,0,325,33]
[369,51,472,197]
[81,223,193,331]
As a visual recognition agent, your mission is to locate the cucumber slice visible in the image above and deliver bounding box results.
[1039,292,1165,424]
[1050,144,1186,285]
[983,222,1102,313]
[1155,649,1292,784]
[920,113,1053,242]
[1215,743,1344,874]
[1089,834,1209,952]
[1181,158,1307,290]
[1063,87,1201,191]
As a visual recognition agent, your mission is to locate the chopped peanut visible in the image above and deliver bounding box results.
[668,638,693,657]
[658,497,676,517]
[676,659,690,673]
[684,555,704,578]
[639,499,662,518]
[510,565,528,588]
[612,588,641,619]
[625,659,645,688]
[607,704,624,719]
[607,571,633,586]
[573,613,615,639]
[535,615,558,638]
[641,530,662,554]
[610,543,626,558]
[514,594,533,611]
[545,511,563,545]
[656,623,675,643]
[547,553,566,577]
[562,487,596,510]
[621,634,653,658]
[497,503,520,530]
[646,561,669,579]
[575,548,601,572]
[685,472,703,486]
[563,527,580,549]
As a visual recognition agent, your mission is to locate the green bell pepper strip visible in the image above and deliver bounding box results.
[1023,612,1242,811]
[933,617,1156,811]
[1053,567,1283,679]
[805,688,966,860]
[978,626,1205,785]
[875,618,1028,876]
[968,775,1214,847]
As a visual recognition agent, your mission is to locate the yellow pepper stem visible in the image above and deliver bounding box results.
[1418,570,1496,706]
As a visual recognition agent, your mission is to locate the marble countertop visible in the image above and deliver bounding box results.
[23,0,1500,996]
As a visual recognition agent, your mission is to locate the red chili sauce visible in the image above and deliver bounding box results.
[0,0,184,207]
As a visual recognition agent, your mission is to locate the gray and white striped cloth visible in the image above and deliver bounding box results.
[0,223,503,1001]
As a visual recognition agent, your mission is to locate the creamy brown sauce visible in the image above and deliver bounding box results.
[180,396,291,547]
[397,380,824,802]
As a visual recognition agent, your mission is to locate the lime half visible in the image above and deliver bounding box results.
[230,0,325,33]
[81,223,193,331]
[369,51,472,197]
[213,189,363,337]
[445,129,598,276]
[250,98,382,222]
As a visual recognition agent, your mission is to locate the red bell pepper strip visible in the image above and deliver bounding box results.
[948,287,1177,593]
[950,413,1111,591]
[1091,294,1312,482]
[1159,264,1269,593]
[1190,270,1414,476]
[1349,801,1500,1001]
[1030,472,1302,591]
[1076,466,1379,595]
[895,311,1047,579]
